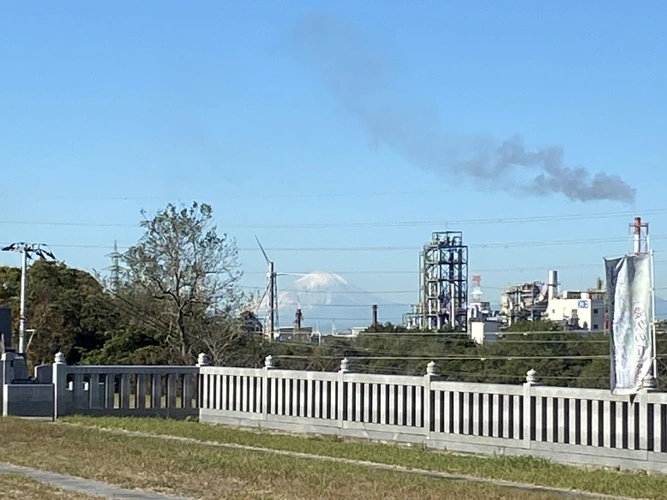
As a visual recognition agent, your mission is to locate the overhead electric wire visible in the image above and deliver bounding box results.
[274,354,611,361]
[241,260,667,275]
[345,365,609,381]
[1,207,667,230]
[3,234,666,254]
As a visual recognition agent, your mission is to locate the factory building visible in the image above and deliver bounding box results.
[500,270,607,331]
[401,229,620,336]
[468,275,501,343]
[545,280,606,331]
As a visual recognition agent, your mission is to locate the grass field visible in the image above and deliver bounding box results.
[0,416,662,499]
[0,473,96,500]
[64,416,667,499]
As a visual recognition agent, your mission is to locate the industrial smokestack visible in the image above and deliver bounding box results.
[633,216,642,255]
[295,308,303,329]
[371,304,378,327]
[547,270,558,301]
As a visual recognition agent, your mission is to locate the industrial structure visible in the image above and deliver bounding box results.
[499,269,606,330]
[404,231,469,331]
[500,270,558,326]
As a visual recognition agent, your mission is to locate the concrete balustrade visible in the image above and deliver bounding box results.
[2,352,667,473]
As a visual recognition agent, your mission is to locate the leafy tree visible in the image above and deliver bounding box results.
[121,201,247,364]
[0,260,115,366]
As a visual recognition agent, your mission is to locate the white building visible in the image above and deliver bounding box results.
[469,319,501,345]
[546,291,606,331]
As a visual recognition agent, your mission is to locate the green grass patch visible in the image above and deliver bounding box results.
[64,415,667,499]
[0,417,565,500]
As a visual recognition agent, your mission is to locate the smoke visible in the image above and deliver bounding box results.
[288,12,636,204]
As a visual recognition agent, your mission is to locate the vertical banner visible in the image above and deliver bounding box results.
[605,254,653,395]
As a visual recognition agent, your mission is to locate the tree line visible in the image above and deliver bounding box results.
[0,201,267,368]
[1,200,658,389]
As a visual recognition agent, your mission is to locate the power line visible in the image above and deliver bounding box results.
[2,189,664,201]
[0,190,471,201]
[4,234,667,253]
[240,286,416,294]
[241,260,667,275]
[1,208,667,230]
[274,355,611,361]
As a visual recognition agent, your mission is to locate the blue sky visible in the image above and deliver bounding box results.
[1,1,666,320]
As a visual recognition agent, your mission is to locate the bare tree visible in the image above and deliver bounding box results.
[122,201,244,363]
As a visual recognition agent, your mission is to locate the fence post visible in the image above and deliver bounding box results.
[639,374,658,452]
[1,351,16,417]
[423,361,439,440]
[196,353,210,410]
[523,368,539,449]
[337,358,349,431]
[262,355,274,421]
[52,352,67,419]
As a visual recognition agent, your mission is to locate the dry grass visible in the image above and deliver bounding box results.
[0,473,97,499]
[0,418,569,500]
[63,415,667,499]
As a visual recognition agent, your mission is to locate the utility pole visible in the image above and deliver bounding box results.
[1,242,56,354]
[267,260,275,338]
[18,246,27,353]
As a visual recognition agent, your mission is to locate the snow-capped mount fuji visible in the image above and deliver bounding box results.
[257,271,408,333]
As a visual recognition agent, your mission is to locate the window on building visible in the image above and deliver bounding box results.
[593,324,599,330]
[593,308,599,314]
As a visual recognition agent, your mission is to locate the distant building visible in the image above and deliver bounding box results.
[239,311,263,336]
[469,319,501,345]
[546,290,606,331]
[275,326,319,343]
[499,271,607,331]
[331,327,364,338]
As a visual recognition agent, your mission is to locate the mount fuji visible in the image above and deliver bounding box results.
[257,271,409,333]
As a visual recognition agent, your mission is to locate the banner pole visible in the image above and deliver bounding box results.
[649,236,658,385]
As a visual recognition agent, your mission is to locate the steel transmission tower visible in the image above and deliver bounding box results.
[1,242,56,353]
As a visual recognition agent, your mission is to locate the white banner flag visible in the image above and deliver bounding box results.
[605,254,653,395]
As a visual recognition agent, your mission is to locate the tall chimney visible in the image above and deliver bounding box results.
[371,304,378,327]
[294,308,303,330]
[547,270,558,301]
[633,217,642,255]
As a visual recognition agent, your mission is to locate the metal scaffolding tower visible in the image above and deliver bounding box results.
[419,231,468,331]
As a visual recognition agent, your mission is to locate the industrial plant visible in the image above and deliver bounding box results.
[400,216,653,343]
[256,216,653,344]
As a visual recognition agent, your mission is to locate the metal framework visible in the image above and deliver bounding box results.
[419,231,468,331]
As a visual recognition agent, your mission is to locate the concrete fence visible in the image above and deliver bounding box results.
[4,351,667,473]
[52,352,201,419]
[198,356,667,474]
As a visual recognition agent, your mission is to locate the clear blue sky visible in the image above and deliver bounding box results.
[1,1,666,317]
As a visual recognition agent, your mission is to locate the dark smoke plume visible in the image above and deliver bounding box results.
[288,12,636,204]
